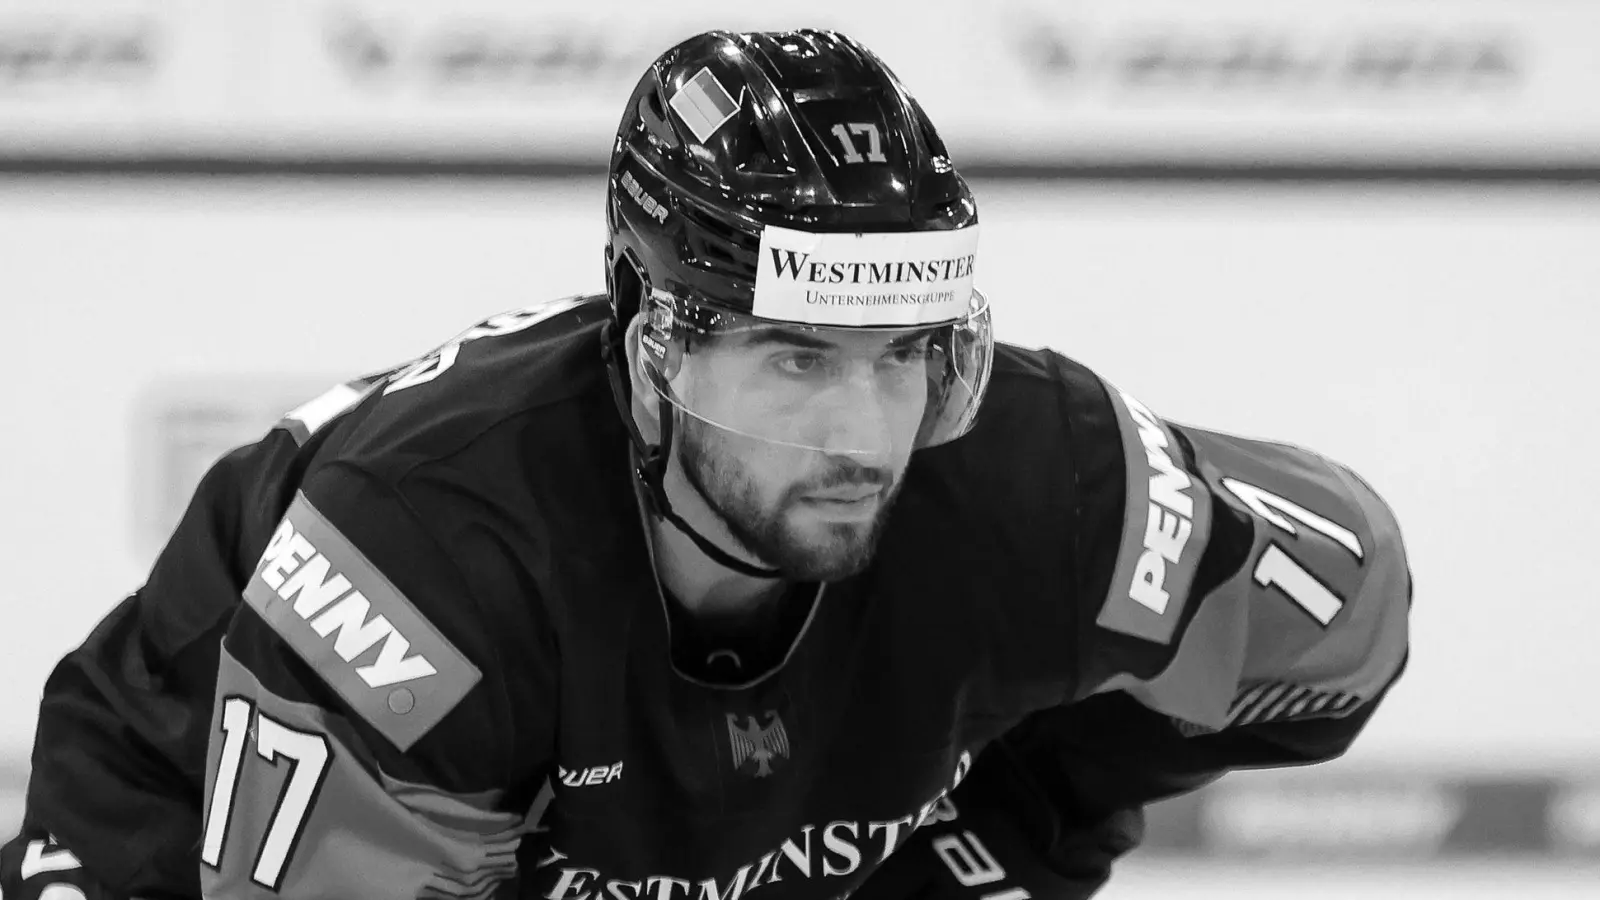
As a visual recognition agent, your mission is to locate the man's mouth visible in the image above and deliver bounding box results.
[802,486,882,504]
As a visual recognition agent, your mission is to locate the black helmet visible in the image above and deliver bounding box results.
[600,29,993,576]
[607,28,981,313]
[606,29,991,453]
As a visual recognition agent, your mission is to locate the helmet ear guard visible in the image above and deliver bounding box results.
[639,289,683,382]
[607,251,687,394]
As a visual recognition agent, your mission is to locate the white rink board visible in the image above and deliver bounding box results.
[0,176,1594,775]
[2,0,1598,167]
[1102,861,1600,900]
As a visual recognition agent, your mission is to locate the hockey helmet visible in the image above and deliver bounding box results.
[604,30,991,458]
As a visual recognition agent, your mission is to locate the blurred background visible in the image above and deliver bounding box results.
[0,0,1596,896]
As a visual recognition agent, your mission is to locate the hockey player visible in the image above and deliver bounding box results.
[0,29,1409,900]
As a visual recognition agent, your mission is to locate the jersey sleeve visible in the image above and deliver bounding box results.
[200,463,553,899]
[1083,384,1411,733]
[1000,375,1412,825]
[19,431,307,896]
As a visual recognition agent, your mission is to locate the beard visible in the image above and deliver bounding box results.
[677,416,903,582]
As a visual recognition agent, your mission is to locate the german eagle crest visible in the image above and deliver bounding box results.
[726,711,790,778]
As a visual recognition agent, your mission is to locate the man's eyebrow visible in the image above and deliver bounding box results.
[887,328,936,348]
[737,327,936,351]
[737,328,839,351]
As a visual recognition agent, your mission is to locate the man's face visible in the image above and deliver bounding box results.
[671,326,933,581]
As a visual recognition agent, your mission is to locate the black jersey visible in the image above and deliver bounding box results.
[20,296,1409,899]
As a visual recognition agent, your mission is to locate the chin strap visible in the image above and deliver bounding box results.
[602,320,782,580]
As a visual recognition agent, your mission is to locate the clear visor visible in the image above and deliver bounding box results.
[637,287,993,457]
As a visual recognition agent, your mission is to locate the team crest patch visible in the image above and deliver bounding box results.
[727,711,791,778]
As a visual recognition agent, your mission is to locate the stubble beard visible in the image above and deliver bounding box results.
[677,418,902,582]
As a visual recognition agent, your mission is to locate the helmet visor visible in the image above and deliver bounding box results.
[638,287,993,458]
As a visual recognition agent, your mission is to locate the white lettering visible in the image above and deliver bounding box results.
[696,864,753,900]
[356,627,438,687]
[932,831,1006,887]
[821,821,862,877]
[275,554,352,618]
[558,762,625,788]
[769,825,816,881]
[308,593,390,660]
[749,852,778,889]
[260,520,295,571]
[534,753,979,895]
[1220,477,1365,560]
[645,876,691,900]
[868,814,916,863]
[1144,504,1192,564]
[384,342,461,395]
[384,298,588,396]
[306,592,438,688]
[257,517,438,686]
[1129,552,1170,613]
[1145,445,1195,517]
[464,309,542,341]
[1120,391,1197,615]
[19,839,81,880]
[260,532,314,590]
[606,880,644,900]
[548,868,600,900]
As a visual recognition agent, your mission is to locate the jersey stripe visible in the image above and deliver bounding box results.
[1226,682,1363,727]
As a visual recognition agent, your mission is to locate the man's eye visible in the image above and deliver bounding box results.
[885,344,929,365]
[774,353,824,376]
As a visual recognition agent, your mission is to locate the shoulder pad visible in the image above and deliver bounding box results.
[380,295,603,397]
